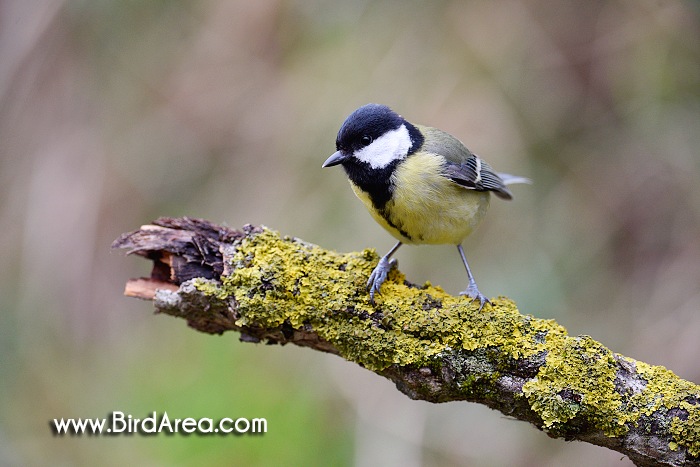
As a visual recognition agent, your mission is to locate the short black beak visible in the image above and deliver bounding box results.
[322,151,347,168]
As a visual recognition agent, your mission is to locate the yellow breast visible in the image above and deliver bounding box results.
[350,153,490,245]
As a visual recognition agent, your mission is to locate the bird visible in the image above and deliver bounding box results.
[322,103,529,310]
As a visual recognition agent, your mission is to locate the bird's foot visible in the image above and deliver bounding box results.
[459,281,491,311]
[367,257,398,303]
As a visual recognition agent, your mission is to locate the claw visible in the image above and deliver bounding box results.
[459,280,491,311]
[367,257,397,303]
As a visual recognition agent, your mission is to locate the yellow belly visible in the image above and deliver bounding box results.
[350,153,491,245]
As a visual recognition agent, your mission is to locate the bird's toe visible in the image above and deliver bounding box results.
[367,257,397,303]
[459,284,491,311]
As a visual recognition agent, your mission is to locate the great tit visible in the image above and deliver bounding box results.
[323,103,528,309]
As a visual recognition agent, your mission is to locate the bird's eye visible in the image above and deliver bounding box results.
[361,135,373,146]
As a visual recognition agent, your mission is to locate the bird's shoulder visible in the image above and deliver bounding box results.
[415,125,473,164]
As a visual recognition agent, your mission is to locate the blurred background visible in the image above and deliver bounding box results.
[1,0,699,465]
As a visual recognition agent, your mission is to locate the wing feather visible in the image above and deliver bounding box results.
[442,155,514,199]
[417,125,514,199]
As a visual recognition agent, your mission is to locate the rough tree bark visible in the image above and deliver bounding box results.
[112,217,700,467]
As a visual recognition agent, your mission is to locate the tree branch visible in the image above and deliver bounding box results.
[113,217,700,466]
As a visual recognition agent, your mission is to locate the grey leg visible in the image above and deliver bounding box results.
[457,244,490,311]
[367,241,402,302]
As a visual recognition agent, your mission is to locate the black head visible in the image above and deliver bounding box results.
[335,104,405,154]
[322,104,425,210]
[323,104,424,170]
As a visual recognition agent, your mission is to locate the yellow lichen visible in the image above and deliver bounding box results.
[520,337,700,452]
[631,362,700,456]
[191,226,700,455]
[195,227,570,372]
[522,336,625,435]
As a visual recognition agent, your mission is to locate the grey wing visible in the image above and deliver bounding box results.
[418,125,524,200]
[442,154,514,200]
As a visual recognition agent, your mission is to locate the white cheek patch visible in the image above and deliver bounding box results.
[354,124,412,169]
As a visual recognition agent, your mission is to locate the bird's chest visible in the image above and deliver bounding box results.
[351,154,491,244]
